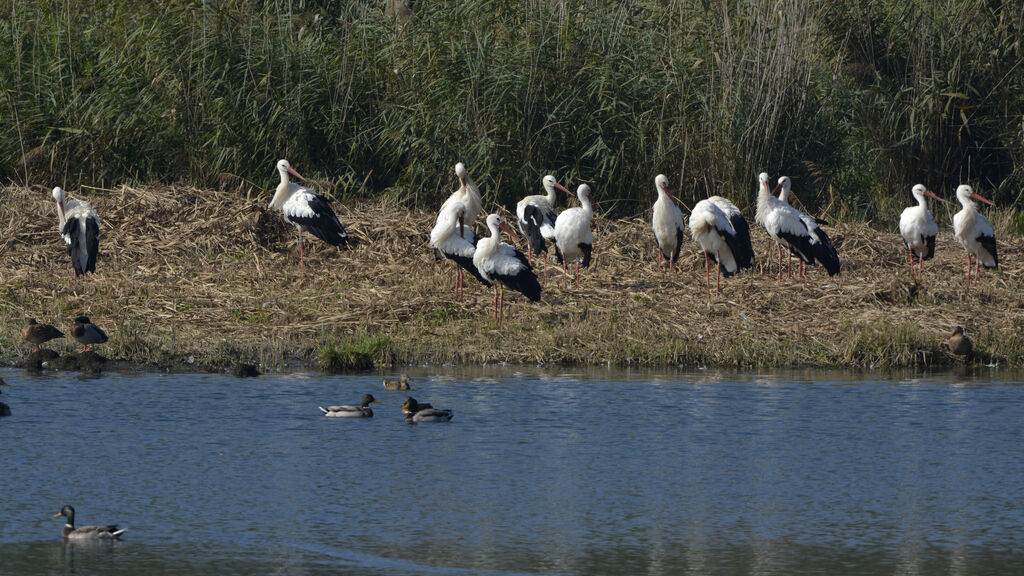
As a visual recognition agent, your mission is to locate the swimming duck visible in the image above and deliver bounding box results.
[949,326,973,357]
[22,319,65,351]
[0,379,10,417]
[401,396,453,423]
[70,316,107,353]
[53,505,126,540]
[382,374,412,390]
[319,394,379,417]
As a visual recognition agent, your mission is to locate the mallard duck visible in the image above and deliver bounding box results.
[319,394,379,418]
[71,316,107,353]
[949,326,973,357]
[401,396,453,423]
[53,505,125,540]
[22,319,65,351]
[382,374,412,390]
[0,379,10,417]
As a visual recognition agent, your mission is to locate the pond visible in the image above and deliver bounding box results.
[1,367,1022,575]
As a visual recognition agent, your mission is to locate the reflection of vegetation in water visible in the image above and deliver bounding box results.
[2,1,1022,218]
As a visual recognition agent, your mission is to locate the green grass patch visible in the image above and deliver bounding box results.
[317,332,395,373]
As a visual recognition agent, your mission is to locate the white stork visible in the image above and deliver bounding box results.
[776,176,840,277]
[517,174,569,265]
[267,159,349,273]
[754,173,814,280]
[439,162,483,232]
[473,214,541,326]
[899,184,943,280]
[953,184,998,285]
[52,187,100,277]
[430,200,489,299]
[651,174,686,270]
[553,184,594,290]
[689,196,755,302]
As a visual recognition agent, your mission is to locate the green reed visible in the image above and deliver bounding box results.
[1,0,1021,222]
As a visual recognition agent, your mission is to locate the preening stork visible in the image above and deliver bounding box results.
[472,214,541,326]
[440,162,483,232]
[651,174,686,270]
[267,159,349,273]
[52,187,100,277]
[517,174,569,265]
[952,184,998,285]
[899,184,943,280]
[754,173,814,280]
[430,200,489,299]
[553,184,595,290]
[776,176,840,277]
[689,196,755,302]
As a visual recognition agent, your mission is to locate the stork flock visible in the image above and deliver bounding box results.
[45,161,1001,328]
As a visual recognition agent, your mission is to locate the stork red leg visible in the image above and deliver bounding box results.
[298,229,305,274]
[777,245,784,281]
[716,260,721,296]
[704,252,711,303]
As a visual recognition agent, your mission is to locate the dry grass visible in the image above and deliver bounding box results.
[1,184,1021,371]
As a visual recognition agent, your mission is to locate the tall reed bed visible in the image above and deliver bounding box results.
[1,1,1021,222]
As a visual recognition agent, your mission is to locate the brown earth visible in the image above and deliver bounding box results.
[1,184,1021,372]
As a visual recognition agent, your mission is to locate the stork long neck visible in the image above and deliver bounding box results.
[779,185,790,204]
[755,181,772,222]
[480,220,501,258]
[544,183,558,205]
[579,193,592,216]
[270,171,294,210]
[55,200,67,227]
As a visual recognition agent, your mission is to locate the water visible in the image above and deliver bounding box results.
[1,367,1022,575]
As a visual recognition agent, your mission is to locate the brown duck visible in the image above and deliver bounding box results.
[382,374,412,390]
[22,319,65,351]
[948,326,973,357]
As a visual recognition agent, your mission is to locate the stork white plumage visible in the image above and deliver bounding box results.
[440,162,483,232]
[473,214,541,326]
[776,176,840,277]
[651,174,686,271]
[899,184,943,280]
[52,187,100,277]
[689,195,755,302]
[430,201,489,299]
[267,159,349,273]
[517,174,569,265]
[553,184,594,290]
[953,184,998,286]
[754,173,814,280]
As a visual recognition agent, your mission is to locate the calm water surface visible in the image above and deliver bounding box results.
[1,367,1022,575]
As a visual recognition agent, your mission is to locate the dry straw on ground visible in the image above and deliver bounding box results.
[1,184,1021,371]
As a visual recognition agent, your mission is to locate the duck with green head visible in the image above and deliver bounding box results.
[319,394,379,417]
[53,505,126,540]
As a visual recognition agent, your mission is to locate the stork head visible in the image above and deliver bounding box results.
[956,184,994,207]
[454,162,469,187]
[576,183,592,202]
[542,174,570,196]
[277,159,304,181]
[654,174,670,196]
[774,175,791,196]
[51,187,65,206]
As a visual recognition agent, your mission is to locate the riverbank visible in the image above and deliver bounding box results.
[1,184,1021,372]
